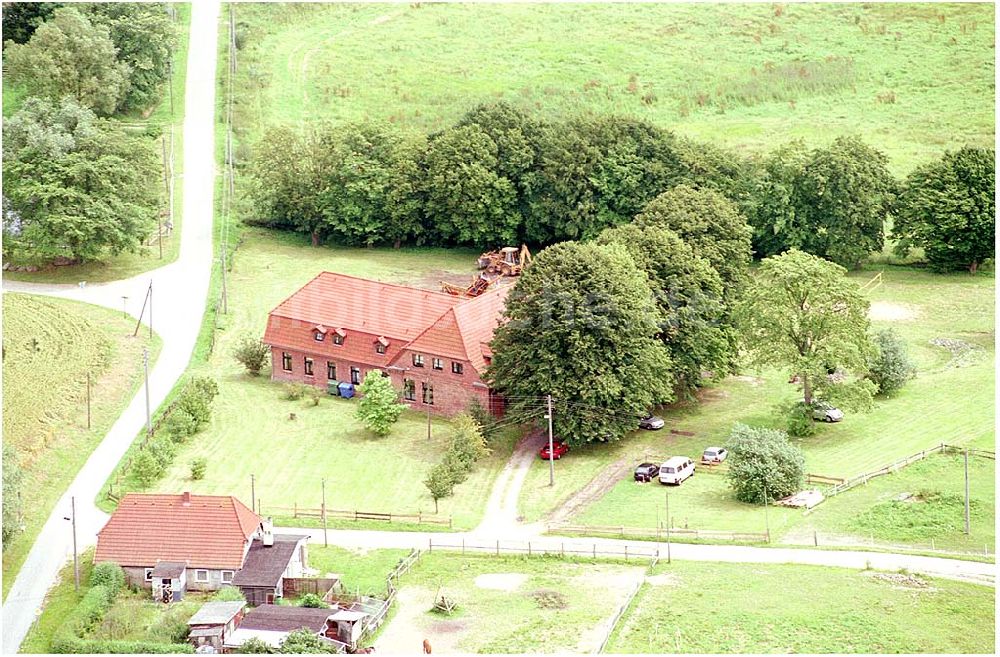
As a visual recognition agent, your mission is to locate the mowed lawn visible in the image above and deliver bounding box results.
[152,229,510,529]
[608,561,994,654]
[231,2,994,174]
[526,267,995,537]
[375,552,646,654]
[2,295,161,601]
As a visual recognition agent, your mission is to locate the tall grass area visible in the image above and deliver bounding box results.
[525,267,995,535]
[229,2,994,174]
[1,3,191,284]
[608,561,994,653]
[2,296,161,601]
[19,549,96,654]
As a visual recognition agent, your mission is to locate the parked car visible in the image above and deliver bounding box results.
[811,401,844,423]
[638,414,665,430]
[634,462,660,482]
[701,447,728,464]
[659,456,695,485]
[539,441,569,460]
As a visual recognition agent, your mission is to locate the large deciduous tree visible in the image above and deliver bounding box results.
[3,97,159,263]
[793,136,896,269]
[356,370,407,437]
[4,7,129,115]
[487,241,673,443]
[1,2,61,46]
[725,424,805,504]
[83,2,178,112]
[743,140,811,258]
[735,249,874,407]
[893,146,995,274]
[596,223,730,396]
[634,184,753,294]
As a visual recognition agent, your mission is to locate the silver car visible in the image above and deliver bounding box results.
[639,414,665,430]
[812,402,844,422]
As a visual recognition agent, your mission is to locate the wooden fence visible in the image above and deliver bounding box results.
[597,580,643,654]
[283,577,341,601]
[825,443,995,498]
[429,537,666,561]
[806,473,845,486]
[385,549,422,596]
[262,505,452,528]
[548,522,769,543]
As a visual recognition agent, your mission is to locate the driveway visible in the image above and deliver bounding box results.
[0,1,220,652]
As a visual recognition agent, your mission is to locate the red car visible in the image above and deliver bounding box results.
[539,441,569,460]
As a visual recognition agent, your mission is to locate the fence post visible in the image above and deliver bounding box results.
[428,538,432,553]
[462,538,465,556]
[294,502,297,518]
[813,530,818,547]
[528,542,532,556]
[561,543,564,559]
[496,540,500,557]
[418,512,422,524]
[593,544,596,559]
[625,545,628,561]
[449,517,452,529]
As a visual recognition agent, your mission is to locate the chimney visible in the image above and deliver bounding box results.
[262,516,274,547]
[182,491,191,506]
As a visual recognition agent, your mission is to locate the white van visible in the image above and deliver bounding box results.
[659,456,695,485]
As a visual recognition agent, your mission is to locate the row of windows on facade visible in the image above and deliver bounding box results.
[144,567,231,584]
[283,353,463,377]
[281,353,440,404]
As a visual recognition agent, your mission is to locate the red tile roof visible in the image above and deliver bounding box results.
[265,273,509,376]
[95,493,261,570]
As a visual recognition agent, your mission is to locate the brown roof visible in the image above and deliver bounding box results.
[231,535,307,588]
[239,605,333,633]
[95,493,261,570]
[265,272,509,376]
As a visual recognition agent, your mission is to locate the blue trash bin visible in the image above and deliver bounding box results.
[338,382,355,398]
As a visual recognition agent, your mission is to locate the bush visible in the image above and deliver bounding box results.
[148,435,175,470]
[190,457,207,481]
[283,382,309,401]
[132,449,163,488]
[213,586,247,602]
[233,334,270,376]
[784,401,816,437]
[304,386,322,407]
[448,413,490,469]
[467,398,500,444]
[725,424,805,504]
[867,328,917,396]
[90,562,125,596]
[175,376,220,428]
[299,593,326,608]
[239,637,275,654]
[164,408,199,442]
[356,370,407,436]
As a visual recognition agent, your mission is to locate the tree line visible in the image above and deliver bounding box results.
[2,3,178,265]
[245,101,993,273]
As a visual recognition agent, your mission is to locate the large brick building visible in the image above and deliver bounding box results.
[263,272,508,416]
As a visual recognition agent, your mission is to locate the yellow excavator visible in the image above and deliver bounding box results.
[440,245,532,298]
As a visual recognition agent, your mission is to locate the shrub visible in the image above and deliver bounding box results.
[283,382,309,401]
[356,370,407,437]
[239,637,275,654]
[279,627,334,653]
[3,444,23,545]
[467,398,500,444]
[164,408,199,442]
[175,376,220,428]
[784,401,816,437]
[299,593,326,608]
[725,424,805,504]
[867,328,916,396]
[233,333,271,376]
[132,449,163,488]
[423,461,459,513]
[213,586,247,602]
[448,413,490,468]
[149,435,175,470]
[190,457,207,481]
[90,562,125,596]
[304,386,322,407]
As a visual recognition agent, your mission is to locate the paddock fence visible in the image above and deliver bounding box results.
[261,504,452,528]
[427,537,664,562]
[548,522,769,544]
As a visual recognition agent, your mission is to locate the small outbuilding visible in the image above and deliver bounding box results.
[187,600,246,652]
[231,533,308,606]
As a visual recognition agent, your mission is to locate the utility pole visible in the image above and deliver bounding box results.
[160,137,168,259]
[322,478,328,547]
[149,281,153,340]
[964,449,971,535]
[86,372,91,429]
[251,474,256,514]
[143,348,151,436]
[167,57,174,116]
[546,394,555,487]
[64,497,79,592]
[664,488,671,564]
[763,481,770,543]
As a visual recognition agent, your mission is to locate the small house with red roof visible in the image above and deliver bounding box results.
[95,492,307,602]
[263,272,509,416]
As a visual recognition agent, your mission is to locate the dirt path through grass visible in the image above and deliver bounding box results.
[546,455,634,525]
[473,430,545,536]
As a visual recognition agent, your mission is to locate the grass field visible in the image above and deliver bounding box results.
[230,2,994,174]
[524,267,995,537]
[1,3,191,284]
[309,546,413,598]
[376,552,646,654]
[608,560,994,653]
[103,228,510,529]
[2,295,161,601]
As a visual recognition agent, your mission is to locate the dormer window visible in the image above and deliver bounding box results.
[313,325,327,342]
[332,328,346,346]
[314,332,324,342]
[375,336,389,355]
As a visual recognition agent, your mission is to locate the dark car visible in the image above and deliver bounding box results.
[634,462,660,482]
[539,441,569,460]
